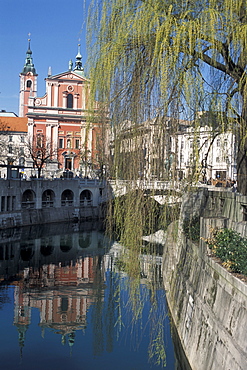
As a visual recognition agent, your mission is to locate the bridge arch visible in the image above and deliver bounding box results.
[60,234,73,252]
[42,189,55,208]
[40,237,54,256]
[20,242,34,261]
[79,232,92,248]
[61,189,74,207]
[80,189,93,206]
[21,189,36,209]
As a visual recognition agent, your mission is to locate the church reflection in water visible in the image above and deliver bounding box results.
[0,222,189,369]
[0,222,111,353]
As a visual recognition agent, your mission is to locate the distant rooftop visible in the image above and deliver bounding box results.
[0,116,28,132]
[0,110,18,117]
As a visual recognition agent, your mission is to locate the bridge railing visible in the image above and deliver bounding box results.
[108,179,183,196]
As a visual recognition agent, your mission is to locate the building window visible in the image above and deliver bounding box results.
[75,139,80,149]
[9,135,13,142]
[217,138,220,147]
[59,138,64,149]
[20,136,25,143]
[216,157,220,163]
[67,94,73,109]
[37,135,42,147]
[67,139,71,148]
[19,147,24,156]
[8,146,12,154]
[19,157,25,166]
[26,80,32,88]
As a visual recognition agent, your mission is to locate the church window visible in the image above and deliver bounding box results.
[59,138,64,148]
[37,135,43,148]
[26,80,32,88]
[67,94,73,108]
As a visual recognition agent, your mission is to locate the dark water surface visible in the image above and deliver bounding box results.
[0,222,189,370]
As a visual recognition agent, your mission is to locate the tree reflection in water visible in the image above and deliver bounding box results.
[0,224,178,369]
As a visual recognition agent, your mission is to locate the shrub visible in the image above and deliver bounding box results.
[183,216,200,242]
[206,228,247,276]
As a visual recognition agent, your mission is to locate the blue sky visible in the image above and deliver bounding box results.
[0,0,90,115]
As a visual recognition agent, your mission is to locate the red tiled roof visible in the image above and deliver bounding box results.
[0,117,28,133]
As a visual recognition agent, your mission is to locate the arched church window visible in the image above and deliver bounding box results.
[67,93,73,108]
[67,139,71,148]
[27,80,32,88]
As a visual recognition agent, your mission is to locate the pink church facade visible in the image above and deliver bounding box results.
[19,41,108,177]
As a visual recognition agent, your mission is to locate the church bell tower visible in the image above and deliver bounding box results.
[19,36,38,117]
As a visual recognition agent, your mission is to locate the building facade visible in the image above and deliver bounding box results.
[111,114,237,183]
[0,115,28,179]
[20,41,108,178]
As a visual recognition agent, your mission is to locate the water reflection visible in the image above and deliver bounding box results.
[0,223,189,369]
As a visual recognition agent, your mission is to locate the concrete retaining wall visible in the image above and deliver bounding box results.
[162,188,247,370]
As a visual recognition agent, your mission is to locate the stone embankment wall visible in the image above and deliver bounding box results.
[0,178,108,229]
[162,188,247,370]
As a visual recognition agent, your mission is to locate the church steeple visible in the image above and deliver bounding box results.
[19,34,38,117]
[21,36,37,75]
[73,43,84,76]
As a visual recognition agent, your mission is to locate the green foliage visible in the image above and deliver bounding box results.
[88,0,247,194]
[183,216,201,242]
[206,228,247,275]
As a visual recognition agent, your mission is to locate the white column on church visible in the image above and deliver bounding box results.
[62,92,67,108]
[27,119,34,138]
[74,94,79,109]
[54,83,59,108]
[81,85,85,110]
[52,124,59,153]
[81,122,86,144]
[46,123,52,143]
[47,83,52,106]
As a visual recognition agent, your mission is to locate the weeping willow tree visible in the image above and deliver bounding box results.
[85,2,247,365]
[86,0,247,264]
[87,0,247,188]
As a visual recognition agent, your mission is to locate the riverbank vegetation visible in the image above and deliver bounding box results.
[204,228,247,276]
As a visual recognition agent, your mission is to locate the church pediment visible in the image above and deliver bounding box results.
[47,71,89,82]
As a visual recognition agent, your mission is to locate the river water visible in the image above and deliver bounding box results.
[0,222,190,369]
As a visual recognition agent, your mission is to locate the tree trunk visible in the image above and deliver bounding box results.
[237,140,247,195]
[37,167,42,178]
